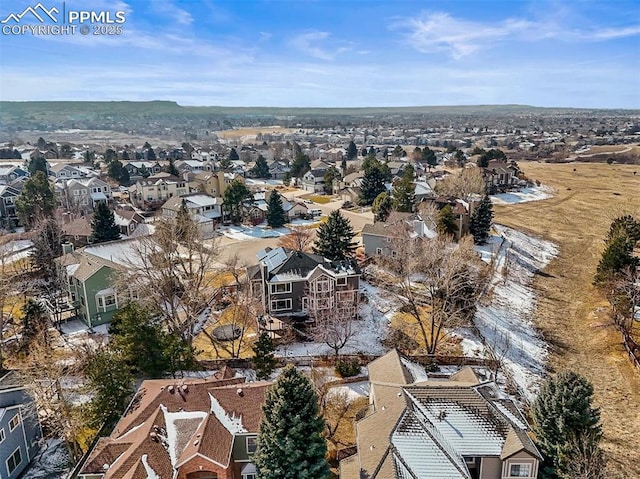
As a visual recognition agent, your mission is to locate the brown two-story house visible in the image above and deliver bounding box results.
[247,247,360,320]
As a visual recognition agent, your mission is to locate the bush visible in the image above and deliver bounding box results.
[335,359,361,378]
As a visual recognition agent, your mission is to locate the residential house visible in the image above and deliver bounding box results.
[113,208,146,237]
[123,161,162,179]
[301,169,326,192]
[483,161,518,193]
[340,350,541,479]
[337,171,364,203]
[78,373,271,479]
[192,171,230,197]
[247,247,360,319]
[132,172,188,210]
[267,160,290,180]
[161,194,223,235]
[361,213,436,257]
[0,371,42,479]
[0,164,29,185]
[61,215,94,247]
[247,191,308,225]
[56,177,112,213]
[432,196,477,240]
[175,159,215,175]
[0,185,20,228]
[58,238,146,327]
[48,162,87,180]
[413,181,436,203]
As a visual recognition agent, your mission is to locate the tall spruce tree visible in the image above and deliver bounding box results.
[15,171,55,227]
[251,155,271,179]
[393,164,415,212]
[346,140,357,161]
[532,372,603,479]
[252,331,277,380]
[255,365,329,479]
[223,180,253,224]
[165,158,179,176]
[372,192,393,222]
[266,191,286,228]
[91,202,120,243]
[594,215,640,284]
[437,204,458,237]
[313,210,357,261]
[31,217,62,281]
[360,159,390,206]
[469,195,493,244]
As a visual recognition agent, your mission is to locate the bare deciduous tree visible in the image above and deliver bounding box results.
[118,216,220,340]
[387,224,489,355]
[560,432,608,479]
[309,294,358,360]
[201,255,259,359]
[277,225,315,252]
[434,166,486,200]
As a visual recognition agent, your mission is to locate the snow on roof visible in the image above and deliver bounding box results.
[90,192,107,201]
[160,405,207,467]
[400,357,430,383]
[492,401,528,430]
[66,263,80,275]
[186,194,218,207]
[141,454,160,479]
[209,393,247,435]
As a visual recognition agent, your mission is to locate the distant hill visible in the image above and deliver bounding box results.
[1,100,637,119]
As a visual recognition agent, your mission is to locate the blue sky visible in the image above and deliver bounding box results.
[0,0,639,108]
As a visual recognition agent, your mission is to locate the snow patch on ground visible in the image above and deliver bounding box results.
[473,224,558,400]
[491,185,554,205]
[327,380,370,401]
[218,224,290,241]
[275,280,396,357]
[21,439,70,479]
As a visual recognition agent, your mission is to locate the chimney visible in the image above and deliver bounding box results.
[62,242,74,255]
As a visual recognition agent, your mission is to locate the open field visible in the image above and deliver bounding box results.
[494,161,640,476]
[215,127,296,140]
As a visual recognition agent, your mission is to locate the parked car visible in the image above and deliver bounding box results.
[309,208,322,217]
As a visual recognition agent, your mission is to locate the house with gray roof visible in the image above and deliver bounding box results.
[247,247,360,320]
[362,213,436,258]
[161,193,222,235]
[340,350,541,479]
[0,184,20,229]
[0,371,42,479]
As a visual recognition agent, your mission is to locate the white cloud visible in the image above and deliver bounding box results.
[150,1,193,25]
[395,11,640,59]
[289,31,353,61]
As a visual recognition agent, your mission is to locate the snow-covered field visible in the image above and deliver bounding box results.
[21,439,70,479]
[0,239,34,264]
[276,281,396,357]
[491,185,554,205]
[465,224,558,400]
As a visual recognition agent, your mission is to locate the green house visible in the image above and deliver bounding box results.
[59,241,134,327]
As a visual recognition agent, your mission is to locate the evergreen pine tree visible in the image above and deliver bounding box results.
[30,217,62,281]
[437,204,458,237]
[252,331,277,380]
[469,195,493,244]
[91,202,120,243]
[313,210,357,261]
[21,299,48,345]
[15,171,55,227]
[372,192,393,222]
[594,215,640,284]
[255,365,329,479]
[360,160,389,206]
[165,158,179,176]
[223,180,253,224]
[323,166,340,194]
[27,156,48,175]
[532,372,602,479]
[346,140,357,161]
[251,155,272,179]
[393,164,415,212]
[266,191,286,228]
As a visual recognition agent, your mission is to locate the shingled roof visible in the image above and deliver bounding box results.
[80,374,271,479]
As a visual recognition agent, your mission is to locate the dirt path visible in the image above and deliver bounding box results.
[493,162,640,476]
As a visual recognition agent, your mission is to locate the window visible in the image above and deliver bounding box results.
[316,279,331,292]
[6,447,21,475]
[246,436,257,454]
[270,283,291,294]
[271,299,291,312]
[337,277,347,286]
[0,428,5,443]
[243,475,255,479]
[96,291,117,311]
[509,463,532,477]
[8,414,20,432]
[376,248,382,255]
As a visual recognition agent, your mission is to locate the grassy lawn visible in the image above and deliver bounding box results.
[494,161,640,476]
[193,304,258,360]
[308,195,333,204]
[390,310,463,356]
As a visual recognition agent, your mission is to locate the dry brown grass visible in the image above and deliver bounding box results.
[193,305,258,360]
[495,161,640,476]
[215,127,296,139]
[391,310,463,356]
